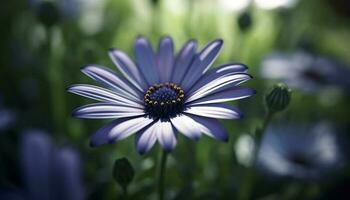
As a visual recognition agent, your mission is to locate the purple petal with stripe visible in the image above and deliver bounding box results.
[134,37,159,85]
[184,104,242,119]
[67,84,143,106]
[187,63,248,95]
[108,49,147,91]
[186,73,252,103]
[90,117,154,147]
[108,117,154,142]
[155,121,177,152]
[171,114,201,140]
[157,36,175,82]
[90,119,124,147]
[135,124,158,154]
[180,39,223,90]
[21,131,51,200]
[72,103,145,119]
[184,114,229,141]
[81,65,142,101]
[187,87,255,105]
[171,40,197,84]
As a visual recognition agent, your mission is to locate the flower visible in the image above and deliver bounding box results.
[0,93,17,133]
[0,109,16,132]
[256,122,343,179]
[254,0,298,10]
[68,36,255,154]
[260,51,350,93]
[234,133,255,167]
[0,130,85,200]
[29,0,81,26]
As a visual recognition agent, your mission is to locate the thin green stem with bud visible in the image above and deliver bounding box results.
[238,83,291,200]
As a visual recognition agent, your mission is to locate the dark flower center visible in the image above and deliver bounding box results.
[289,154,313,168]
[144,83,185,120]
[302,69,327,84]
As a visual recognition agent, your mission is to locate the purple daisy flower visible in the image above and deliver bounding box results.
[29,0,81,19]
[68,36,255,154]
[260,51,350,93]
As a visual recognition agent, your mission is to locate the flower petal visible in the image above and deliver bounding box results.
[135,124,158,154]
[67,84,143,107]
[90,119,123,147]
[109,117,155,142]
[21,131,51,200]
[180,39,223,90]
[157,36,175,82]
[184,114,228,141]
[187,87,255,105]
[90,117,154,147]
[184,104,242,119]
[187,63,248,94]
[108,49,147,91]
[51,148,84,200]
[186,73,252,103]
[72,103,145,119]
[155,120,177,152]
[81,65,142,101]
[170,114,201,140]
[134,36,159,85]
[171,40,197,84]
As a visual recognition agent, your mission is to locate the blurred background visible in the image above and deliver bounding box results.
[1,0,350,199]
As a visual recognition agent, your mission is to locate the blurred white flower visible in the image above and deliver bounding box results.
[235,134,255,167]
[219,0,252,12]
[254,0,298,10]
[257,122,344,179]
[79,0,106,35]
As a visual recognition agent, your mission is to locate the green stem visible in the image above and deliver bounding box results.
[158,150,168,200]
[122,186,128,200]
[238,111,275,200]
[262,111,274,133]
[46,27,66,135]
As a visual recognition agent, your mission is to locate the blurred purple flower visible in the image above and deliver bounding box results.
[0,130,85,200]
[29,0,81,19]
[0,94,17,133]
[257,122,343,179]
[68,36,255,154]
[0,109,16,133]
[260,51,350,92]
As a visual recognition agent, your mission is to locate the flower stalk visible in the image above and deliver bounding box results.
[158,150,168,200]
[238,83,291,200]
[45,27,66,135]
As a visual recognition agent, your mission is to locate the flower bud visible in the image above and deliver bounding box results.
[265,83,291,113]
[36,1,60,27]
[113,157,135,191]
[238,11,252,32]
